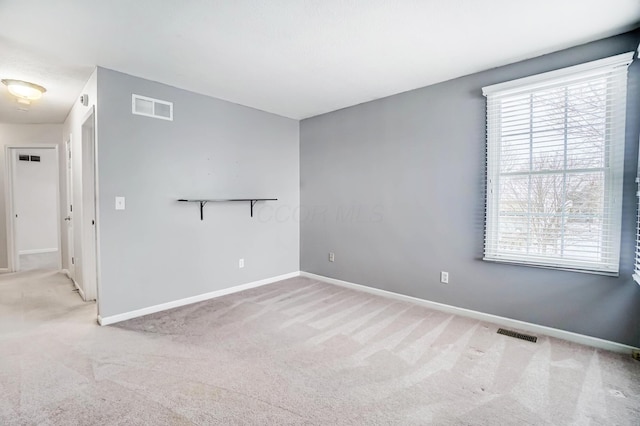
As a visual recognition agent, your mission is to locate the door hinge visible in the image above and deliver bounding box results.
[71,257,74,265]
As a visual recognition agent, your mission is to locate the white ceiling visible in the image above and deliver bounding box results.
[0,0,639,123]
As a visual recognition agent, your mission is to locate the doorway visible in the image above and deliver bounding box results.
[6,146,62,271]
[65,136,75,280]
[80,109,98,301]
[62,108,98,303]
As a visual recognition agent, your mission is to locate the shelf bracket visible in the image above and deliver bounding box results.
[178,198,277,220]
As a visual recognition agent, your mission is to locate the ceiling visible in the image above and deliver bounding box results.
[1,0,639,124]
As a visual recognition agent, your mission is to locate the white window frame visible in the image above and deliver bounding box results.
[482,52,633,275]
[634,175,640,284]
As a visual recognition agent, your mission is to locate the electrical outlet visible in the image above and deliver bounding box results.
[239,258,244,269]
[440,271,449,284]
[632,350,640,361]
[329,252,335,262]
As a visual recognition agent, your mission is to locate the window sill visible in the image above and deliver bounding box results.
[483,257,619,277]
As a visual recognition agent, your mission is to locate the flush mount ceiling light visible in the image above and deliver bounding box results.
[1,79,47,104]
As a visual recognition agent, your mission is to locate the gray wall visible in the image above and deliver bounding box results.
[96,68,299,317]
[300,30,640,346]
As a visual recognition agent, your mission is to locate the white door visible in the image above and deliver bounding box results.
[65,138,75,278]
[9,147,61,271]
[81,111,98,301]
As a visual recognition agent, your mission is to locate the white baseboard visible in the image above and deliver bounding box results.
[19,248,58,255]
[97,271,301,326]
[300,271,639,355]
[62,269,86,301]
[0,268,10,273]
[77,284,86,301]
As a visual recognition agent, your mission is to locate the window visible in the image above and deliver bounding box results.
[635,176,640,283]
[483,53,633,275]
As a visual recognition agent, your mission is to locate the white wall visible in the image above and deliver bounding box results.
[62,68,97,298]
[0,124,63,269]
[13,148,59,254]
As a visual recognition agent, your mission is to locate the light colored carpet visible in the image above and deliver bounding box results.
[0,271,639,425]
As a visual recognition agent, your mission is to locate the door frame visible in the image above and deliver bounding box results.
[5,144,62,272]
[65,135,75,279]
[80,107,100,303]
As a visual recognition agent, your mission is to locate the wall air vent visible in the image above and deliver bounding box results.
[132,94,173,121]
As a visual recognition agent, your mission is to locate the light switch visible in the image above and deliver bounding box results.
[115,196,125,210]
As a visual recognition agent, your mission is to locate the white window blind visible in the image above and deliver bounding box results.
[634,176,640,284]
[483,52,633,275]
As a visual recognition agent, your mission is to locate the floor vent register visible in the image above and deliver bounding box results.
[497,328,538,343]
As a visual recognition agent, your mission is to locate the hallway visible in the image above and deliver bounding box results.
[0,270,98,424]
[0,270,91,334]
